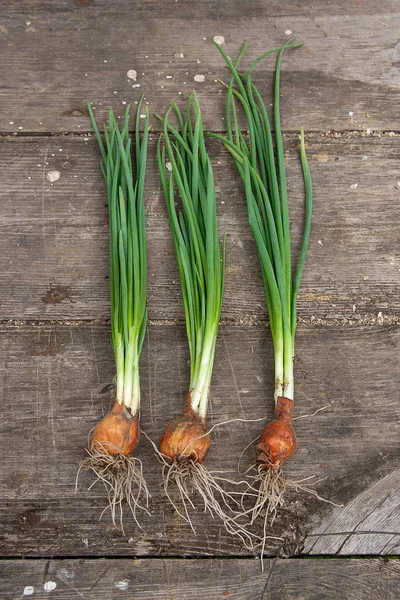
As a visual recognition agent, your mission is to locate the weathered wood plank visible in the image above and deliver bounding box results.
[1,557,399,600]
[0,2,399,133]
[0,324,398,557]
[305,469,400,555]
[1,135,399,322]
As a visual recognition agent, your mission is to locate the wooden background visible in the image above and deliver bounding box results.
[0,0,399,598]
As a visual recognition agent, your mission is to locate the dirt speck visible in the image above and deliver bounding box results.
[213,35,225,46]
[42,284,71,304]
[21,509,41,528]
[313,152,329,163]
[46,170,61,183]
[127,69,138,81]
[5,472,28,490]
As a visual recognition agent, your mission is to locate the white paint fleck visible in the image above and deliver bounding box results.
[194,74,205,82]
[115,580,129,591]
[363,275,369,281]
[196,59,201,63]
[166,162,173,171]
[26,21,31,26]
[44,581,57,592]
[166,75,173,79]
[366,128,371,135]
[140,114,146,119]
[113,90,118,94]
[9,121,14,125]
[203,37,207,40]
[132,83,141,88]
[285,29,292,35]
[350,183,358,189]
[377,311,384,325]
[127,69,138,81]
[213,35,225,46]
[128,537,134,543]
[46,170,61,183]
[23,587,35,596]
[176,52,184,58]
[348,111,354,116]
[396,181,400,189]
[317,239,323,246]
[18,126,23,130]
[103,60,107,63]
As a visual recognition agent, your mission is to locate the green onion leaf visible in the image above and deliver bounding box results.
[157,92,225,418]
[88,101,149,413]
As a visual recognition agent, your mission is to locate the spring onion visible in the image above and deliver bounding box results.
[156,92,235,529]
[80,99,150,529]
[211,38,312,535]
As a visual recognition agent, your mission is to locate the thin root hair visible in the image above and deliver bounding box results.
[77,443,150,534]
[162,457,262,550]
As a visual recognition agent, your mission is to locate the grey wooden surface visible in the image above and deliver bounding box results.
[0,1,400,133]
[1,135,399,323]
[0,325,398,557]
[0,0,399,596]
[1,558,400,600]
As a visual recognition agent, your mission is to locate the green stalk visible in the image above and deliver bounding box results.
[88,100,150,414]
[213,40,312,403]
[157,92,225,419]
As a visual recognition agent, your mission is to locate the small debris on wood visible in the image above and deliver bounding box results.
[46,170,61,183]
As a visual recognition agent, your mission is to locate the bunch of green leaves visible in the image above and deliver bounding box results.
[157,93,225,417]
[210,38,312,400]
[88,99,150,411]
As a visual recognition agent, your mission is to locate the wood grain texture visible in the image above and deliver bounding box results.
[0,324,398,557]
[305,469,400,555]
[1,135,399,322]
[1,557,399,600]
[0,1,399,133]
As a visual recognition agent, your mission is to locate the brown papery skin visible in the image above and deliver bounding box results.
[159,396,210,463]
[91,400,139,456]
[256,396,296,469]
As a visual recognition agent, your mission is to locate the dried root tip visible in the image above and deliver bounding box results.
[91,400,139,456]
[79,443,150,532]
[159,402,210,463]
[256,396,296,468]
